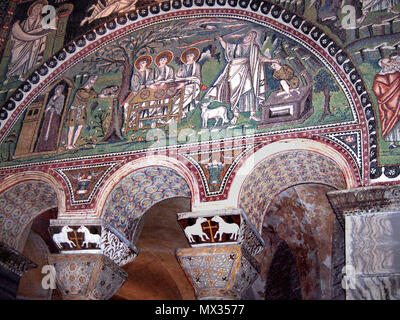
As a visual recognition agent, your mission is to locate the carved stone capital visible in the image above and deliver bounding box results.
[176,209,264,299]
[177,208,264,256]
[176,245,259,300]
[49,219,103,252]
[48,254,127,300]
[49,219,138,267]
[0,241,37,277]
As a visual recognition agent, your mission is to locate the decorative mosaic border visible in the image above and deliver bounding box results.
[0,0,380,184]
[322,130,362,175]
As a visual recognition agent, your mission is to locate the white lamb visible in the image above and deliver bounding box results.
[184,217,210,243]
[200,101,229,128]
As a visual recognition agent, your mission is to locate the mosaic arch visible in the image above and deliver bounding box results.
[203,138,360,213]
[239,149,347,231]
[0,180,58,251]
[102,166,191,243]
[93,154,201,216]
[0,0,383,193]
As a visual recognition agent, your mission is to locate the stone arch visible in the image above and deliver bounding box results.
[211,139,356,224]
[101,165,191,244]
[260,183,340,300]
[0,171,66,212]
[235,139,353,299]
[237,141,351,231]
[114,197,195,300]
[0,178,59,251]
[95,155,200,219]
[263,227,302,300]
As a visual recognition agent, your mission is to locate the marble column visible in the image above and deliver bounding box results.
[48,219,133,299]
[0,241,37,300]
[176,209,264,300]
[327,185,400,300]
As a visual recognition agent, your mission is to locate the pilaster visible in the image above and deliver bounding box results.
[328,186,400,300]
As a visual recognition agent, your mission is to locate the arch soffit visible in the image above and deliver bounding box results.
[236,139,358,196]
[191,138,358,214]
[0,171,65,212]
[0,172,63,250]
[95,155,200,218]
[220,139,356,229]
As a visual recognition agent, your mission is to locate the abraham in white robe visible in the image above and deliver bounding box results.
[205,40,267,114]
